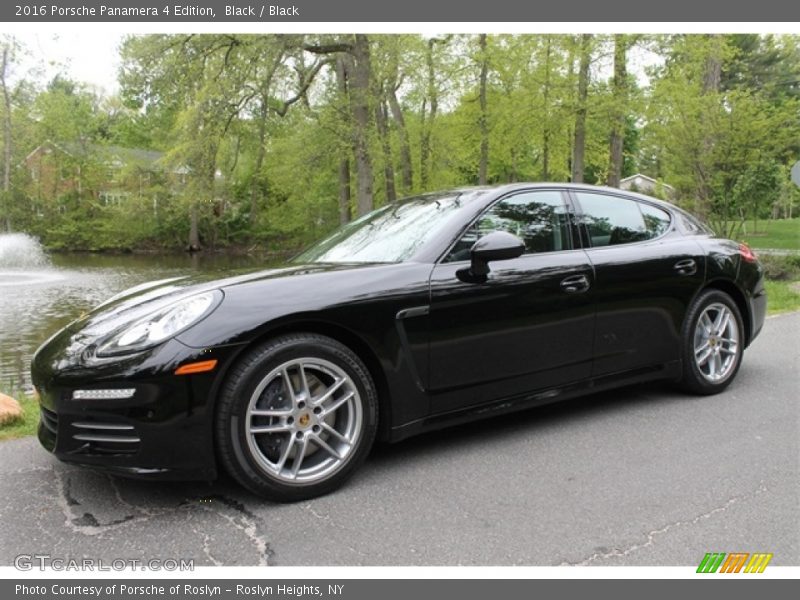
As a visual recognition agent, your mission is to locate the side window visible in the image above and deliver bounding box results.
[640,203,671,237]
[444,191,571,262]
[575,192,668,247]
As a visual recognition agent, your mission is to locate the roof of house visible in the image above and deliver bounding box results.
[620,173,675,190]
[26,140,164,168]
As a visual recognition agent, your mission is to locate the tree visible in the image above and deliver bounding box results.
[304,35,375,216]
[607,34,629,187]
[571,34,593,183]
[477,34,489,185]
[0,38,15,231]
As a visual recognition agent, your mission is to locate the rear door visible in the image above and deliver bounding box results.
[570,190,705,376]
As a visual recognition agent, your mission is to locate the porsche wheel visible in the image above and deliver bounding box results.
[216,333,378,501]
[679,290,745,395]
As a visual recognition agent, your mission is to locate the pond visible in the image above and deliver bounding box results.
[0,233,269,392]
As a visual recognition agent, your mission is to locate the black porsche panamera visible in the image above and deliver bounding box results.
[32,183,766,501]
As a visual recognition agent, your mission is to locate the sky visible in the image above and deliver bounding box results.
[14,32,124,95]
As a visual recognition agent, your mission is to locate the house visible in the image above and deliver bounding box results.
[23,140,171,211]
[619,173,675,198]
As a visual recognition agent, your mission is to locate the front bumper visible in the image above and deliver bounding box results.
[32,335,247,481]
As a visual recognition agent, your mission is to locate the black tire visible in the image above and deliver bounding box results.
[679,289,745,395]
[216,333,378,502]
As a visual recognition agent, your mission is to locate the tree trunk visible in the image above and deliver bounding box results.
[572,34,592,183]
[334,56,352,224]
[695,35,724,220]
[1,45,12,232]
[478,34,489,186]
[541,36,552,181]
[249,99,268,223]
[350,34,373,216]
[338,157,351,225]
[702,36,723,94]
[420,38,439,189]
[375,98,396,202]
[387,85,412,194]
[188,204,200,251]
[607,34,627,188]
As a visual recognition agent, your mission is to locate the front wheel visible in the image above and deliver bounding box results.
[679,290,745,395]
[216,334,378,501]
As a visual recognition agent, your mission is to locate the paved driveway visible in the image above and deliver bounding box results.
[1,313,797,566]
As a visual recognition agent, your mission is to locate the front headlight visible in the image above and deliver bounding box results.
[96,291,222,357]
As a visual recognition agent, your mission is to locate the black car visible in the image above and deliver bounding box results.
[32,183,766,501]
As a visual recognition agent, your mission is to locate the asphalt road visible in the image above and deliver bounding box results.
[1,313,797,567]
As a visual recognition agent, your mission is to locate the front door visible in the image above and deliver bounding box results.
[427,189,595,414]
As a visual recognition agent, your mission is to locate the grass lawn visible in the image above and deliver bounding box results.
[764,280,800,314]
[735,218,800,250]
[0,391,39,441]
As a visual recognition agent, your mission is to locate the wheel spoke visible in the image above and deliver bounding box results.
[720,345,738,355]
[322,390,354,416]
[707,351,717,377]
[312,377,346,407]
[696,346,713,366]
[311,434,342,460]
[281,368,296,404]
[298,364,312,401]
[289,437,308,479]
[321,422,351,446]
[712,307,726,331]
[275,438,294,473]
[700,313,714,332]
[712,352,723,379]
[250,423,291,434]
[715,311,731,335]
[250,408,292,417]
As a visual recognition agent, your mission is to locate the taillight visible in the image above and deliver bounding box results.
[739,243,758,263]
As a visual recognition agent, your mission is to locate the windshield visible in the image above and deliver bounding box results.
[295,191,483,263]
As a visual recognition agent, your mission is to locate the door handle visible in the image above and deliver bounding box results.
[560,274,590,294]
[673,259,697,276]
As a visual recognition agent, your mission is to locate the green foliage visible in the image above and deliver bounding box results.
[758,253,800,281]
[764,279,800,314]
[2,34,799,252]
[0,390,39,441]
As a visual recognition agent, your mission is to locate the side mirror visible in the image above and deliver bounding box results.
[457,231,525,283]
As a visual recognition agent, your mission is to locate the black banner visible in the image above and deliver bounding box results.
[4,579,798,600]
[3,0,800,22]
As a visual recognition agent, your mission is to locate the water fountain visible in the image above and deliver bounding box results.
[0,232,64,286]
[0,232,50,268]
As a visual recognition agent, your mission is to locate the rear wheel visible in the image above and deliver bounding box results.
[679,290,744,395]
[216,334,378,501]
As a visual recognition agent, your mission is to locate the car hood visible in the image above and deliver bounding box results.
[64,262,370,341]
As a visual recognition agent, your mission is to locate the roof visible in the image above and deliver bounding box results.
[620,173,675,190]
[26,140,164,168]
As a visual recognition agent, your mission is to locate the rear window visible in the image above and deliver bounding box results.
[575,192,670,247]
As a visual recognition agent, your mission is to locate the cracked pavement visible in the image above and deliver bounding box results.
[0,313,797,566]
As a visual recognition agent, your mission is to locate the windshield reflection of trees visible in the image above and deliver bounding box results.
[298,194,464,263]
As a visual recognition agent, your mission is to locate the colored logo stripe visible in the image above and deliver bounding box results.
[697,553,726,573]
[719,553,749,573]
[696,552,773,573]
[744,553,773,573]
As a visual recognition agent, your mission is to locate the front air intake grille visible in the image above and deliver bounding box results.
[70,421,141,455]
[40,406,59,436]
